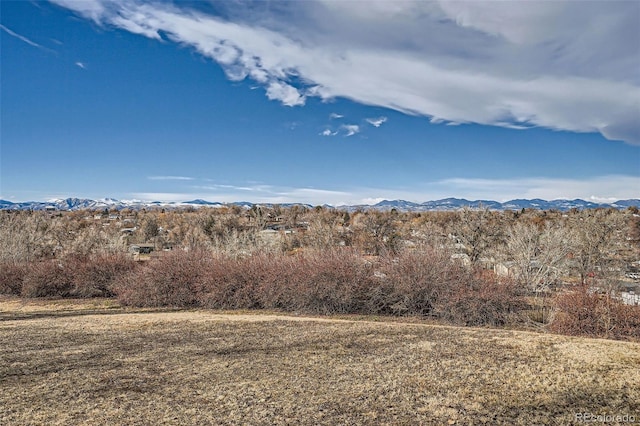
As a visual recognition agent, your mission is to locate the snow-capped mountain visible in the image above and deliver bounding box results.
[0,197,638,212]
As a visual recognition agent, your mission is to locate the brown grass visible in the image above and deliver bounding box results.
[1,297,638,425]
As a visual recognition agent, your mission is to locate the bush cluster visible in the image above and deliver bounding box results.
[0,254,135,298]
[2,248,638,340]
[550,286,640,340]
[109,248,523,326]
[0,262,27,295]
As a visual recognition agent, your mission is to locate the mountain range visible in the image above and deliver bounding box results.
[0,197,638,212]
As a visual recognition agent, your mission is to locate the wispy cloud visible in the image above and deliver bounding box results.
[435,175,640,202]
[52,0,640,144]
[329,113,344,119]
[148,175,195,181]
[18,174,633,206]
[132,185,350,205]
[75,61,86,69]
[0,24,54,52]
[194,184,265,192]
[342,124,360,137]
[131,175,639,205]
[320,129,338,136]
[366,116,387,127]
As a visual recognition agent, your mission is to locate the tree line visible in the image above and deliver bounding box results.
[1,205,638,340]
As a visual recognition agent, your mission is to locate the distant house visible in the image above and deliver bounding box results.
[621,291,640,306]
[129,244,155,261]
[618,283,640,306]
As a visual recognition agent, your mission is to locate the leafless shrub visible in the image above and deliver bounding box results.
[253,254,301,311]
[21,260,74,298]
[195,253,267,310]
[437,274,523,327]
[0,262,27,295]
[112,245,524,325]
[68,254,136,298]
[291,249,375,315]
[114,250,206,307]
[379,248,462,316]
[375,249,523,325]
[194,249,375,313]
[550,286,640,340]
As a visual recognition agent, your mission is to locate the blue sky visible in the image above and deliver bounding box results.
[1,0,639,205]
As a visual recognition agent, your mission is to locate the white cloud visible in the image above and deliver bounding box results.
[342,124,360,137]
[366,116,387,127]
[329,113,344,119]
[8,175,636,206]
[51,0,640,144]
[132,193,194,202]
[265,81,305,106]
[50,0,106,22]
[195,184,264,192]
[75,61,86,69]
[341,175,640,205]
[359,197,386,205]
[0,24,54,52]
[148,175,194,181]
[320,129,337,136]
[132,185,351,205]
[435,175,640,202]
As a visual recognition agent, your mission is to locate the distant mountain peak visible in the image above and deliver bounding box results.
[0,197,638,212]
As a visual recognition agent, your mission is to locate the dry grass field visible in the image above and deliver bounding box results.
[1,297,639,425]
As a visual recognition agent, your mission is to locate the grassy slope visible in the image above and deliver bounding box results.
[1,298,638,425]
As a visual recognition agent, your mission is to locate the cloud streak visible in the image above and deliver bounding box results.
[131,175,639,206]
[148,176,195,181]
[132,185,350,205]
[1,24,54,52]
[434,175,640,202]
[51,0,640,144]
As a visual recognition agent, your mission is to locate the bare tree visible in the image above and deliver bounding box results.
[568,209,624,287]
[503,221,572,294]
[452,207,503,264]
[351,211,401,255]
[0,212,53,262]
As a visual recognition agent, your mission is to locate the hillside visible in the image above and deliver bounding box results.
[1,298,638,425]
